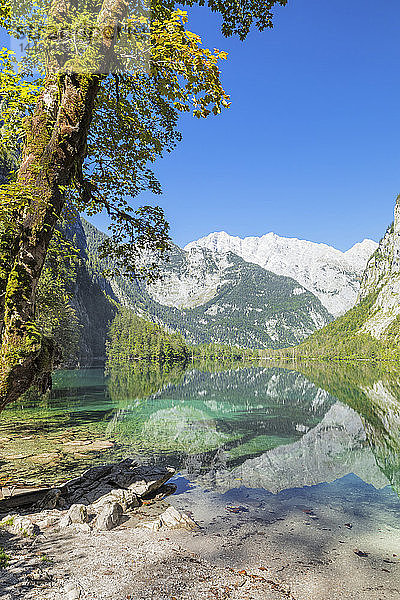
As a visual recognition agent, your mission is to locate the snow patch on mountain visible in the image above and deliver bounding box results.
[185,232,378,317]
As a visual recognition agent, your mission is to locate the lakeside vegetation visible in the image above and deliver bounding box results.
[107,310,190,365]
[35,231,82,366]
[1,0,262,407]
[106,308,260,368]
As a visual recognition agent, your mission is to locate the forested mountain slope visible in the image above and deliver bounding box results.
[79,218,333,349]
[62,217,117,364]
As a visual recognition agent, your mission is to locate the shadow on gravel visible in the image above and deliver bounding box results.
[0,528,84,599]
[186,500,400,600]
[0,529,44,599]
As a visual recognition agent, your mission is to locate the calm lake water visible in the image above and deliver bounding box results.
[1,361,400,520]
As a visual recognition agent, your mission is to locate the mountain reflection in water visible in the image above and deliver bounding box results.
[0,361,399,503]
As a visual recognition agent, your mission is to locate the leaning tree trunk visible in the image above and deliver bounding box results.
[0,0,127,410]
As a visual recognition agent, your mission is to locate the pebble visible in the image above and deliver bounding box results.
[74,523,91,534]
[64,582,81,599]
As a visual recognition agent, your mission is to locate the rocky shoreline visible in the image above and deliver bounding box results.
[1,460,400,600]
[0,459,197,535]
[0,459,204,599]
[0,459,292,600]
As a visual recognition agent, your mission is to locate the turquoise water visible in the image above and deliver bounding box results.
[0,362,399,510]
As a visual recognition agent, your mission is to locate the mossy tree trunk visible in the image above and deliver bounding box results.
[0,0,127,410]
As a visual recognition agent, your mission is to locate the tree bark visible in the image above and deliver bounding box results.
[0,0,128,410]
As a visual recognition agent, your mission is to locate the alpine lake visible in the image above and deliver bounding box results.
[1,360,400,542]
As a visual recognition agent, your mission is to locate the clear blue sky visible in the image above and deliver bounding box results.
[126,0,400,250]
[2,0,400,250]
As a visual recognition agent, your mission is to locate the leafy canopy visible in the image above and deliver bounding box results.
[0,0,285,279]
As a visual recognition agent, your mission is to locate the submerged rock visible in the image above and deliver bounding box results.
[160,506,198,530]
[30,453,59,464]
[4,454,32,460]
[62,440,114,454]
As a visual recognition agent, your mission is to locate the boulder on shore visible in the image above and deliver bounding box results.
[0,459,177,536]
[34,458,175,510]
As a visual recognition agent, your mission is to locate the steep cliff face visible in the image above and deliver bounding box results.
[62,217,117,365]
[294,196,400,358]
[357,196,400,338]
[146,244,226,309]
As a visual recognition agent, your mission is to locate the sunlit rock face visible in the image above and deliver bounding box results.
[186,232,377,318]
[146,245,229,309]
[194,403,388,494]
[358,198,400,338]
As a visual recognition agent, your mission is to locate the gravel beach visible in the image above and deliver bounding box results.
[1,479,399,600]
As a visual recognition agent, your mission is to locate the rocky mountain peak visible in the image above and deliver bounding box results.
[185,231,378,317]
[343,239,380,270]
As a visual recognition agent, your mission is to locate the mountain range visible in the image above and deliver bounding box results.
[185,231,377,317]
[65,216,378,358]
